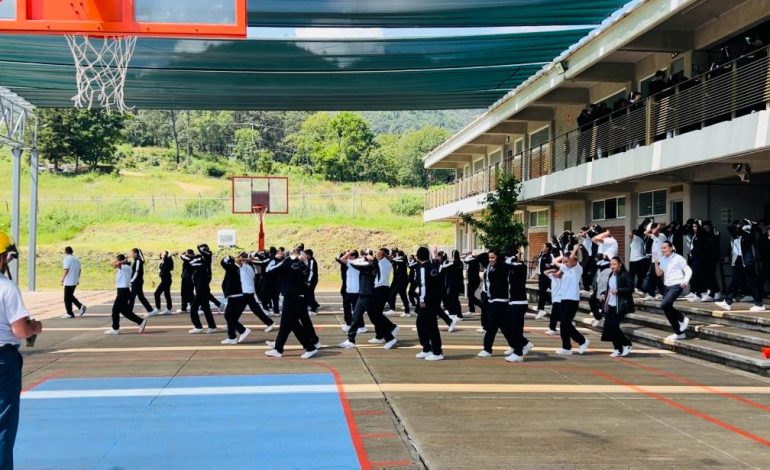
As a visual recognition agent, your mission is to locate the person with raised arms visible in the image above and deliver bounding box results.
[552,244,590,355]
[105,254,148,335]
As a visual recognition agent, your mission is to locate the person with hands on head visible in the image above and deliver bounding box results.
[105,254,147,336]
[0,232,43,470]
[552,244,590,355]
[653,241,692,340]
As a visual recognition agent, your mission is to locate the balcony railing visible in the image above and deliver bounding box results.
[426,45,770,211]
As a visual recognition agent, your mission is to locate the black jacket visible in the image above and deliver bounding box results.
[483,263,509,301]
[220,258,243,298]
[271,257,309,298]
[607,270,635,317]
[417,260,443,307]
[159,255,174,280]
[505,258,527,302]
[350,259,378,297]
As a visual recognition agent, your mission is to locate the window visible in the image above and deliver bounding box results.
[592,196,626,220]
[489,150,502,166]
[528,210,548,228]
[530,127,550,148]
[638,190,666,217]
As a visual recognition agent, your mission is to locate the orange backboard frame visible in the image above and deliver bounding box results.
[231,176,290,215]
[0,0,247,38]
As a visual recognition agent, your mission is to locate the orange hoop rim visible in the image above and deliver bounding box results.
[252,205,268,219]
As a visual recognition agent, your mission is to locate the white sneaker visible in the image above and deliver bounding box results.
[383,338,398,350]
[476,328,486,334]
[221,338,238,345]
[740,295,754,303]
[665,333,687,341]
[78,305,87,317]
[750,305,766,312]
[683,293,698,300]
[715,301,731,311]
[148,309,160,316]
[477,350,492,358]
[535,310,547,320]
[188,328,203,334]
[368,338,386,344]
[265,340,275,348]
[138,319,147,334]
[578,339,590,354]
[523,341,534,355]
[424,353,444,361]
[357,327,368,334]
[265,349,283,358]
[654,294,663,301]
[264,324,275,333]
[634,289,644,296]
[609,350,621,357]
[158,309,171,315]
[206,328,217,334]
[555,348,572,355]
[592,319,605,328]
[238,328,252,343]
[545,329,558,336]
[391,325,400,338]
[642,295,654,302]
[341,325,350,333]
[678,317,689,333]
[415,351,430,359]
[621,345,632,357]
[505,353,523,363]
[104,328,119,335]
[60,314,74,319]
[301,349,319,359]
[384,309,396,316]
[700,294,714,302]
[448,316,459,333]
[339,340,356,349]
[176,308,187,314]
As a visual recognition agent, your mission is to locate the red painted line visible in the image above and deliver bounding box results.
[592,369,770,448]
[370,460,413,468]
[361,433,397,439]
[22,371,66,392]
[353,410,386,416]
[619,359,770,414]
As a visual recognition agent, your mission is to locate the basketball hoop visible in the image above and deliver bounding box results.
[65,34,137,113]
[252,204,268,251]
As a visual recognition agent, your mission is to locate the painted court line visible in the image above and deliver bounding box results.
[21,383,770,399]
[51,345,675,354]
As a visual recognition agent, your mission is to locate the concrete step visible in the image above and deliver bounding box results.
[577,319,770,376]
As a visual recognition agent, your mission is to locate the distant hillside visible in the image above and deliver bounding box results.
[362,110,482,135]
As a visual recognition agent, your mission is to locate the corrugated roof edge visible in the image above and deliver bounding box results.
[0,86,35,112]
[423,0,644,165]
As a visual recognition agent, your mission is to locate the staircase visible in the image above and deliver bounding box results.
[527,285,770,376]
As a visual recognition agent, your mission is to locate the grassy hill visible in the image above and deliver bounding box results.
[0,150,453,292]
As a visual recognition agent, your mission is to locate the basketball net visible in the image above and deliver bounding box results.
[65,34,137,113]
[252,205,268,251]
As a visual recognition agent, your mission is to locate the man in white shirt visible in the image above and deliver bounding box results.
[61,246,86,318]
[654,241,692,340]
[0,232,43,469]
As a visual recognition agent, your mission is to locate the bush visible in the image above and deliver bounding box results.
[183,198,226,218]
[205,164,226,178]
[389,194,423,217]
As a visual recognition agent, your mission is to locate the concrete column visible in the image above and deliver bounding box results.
[10,147,23,284]
[28,149,39,291]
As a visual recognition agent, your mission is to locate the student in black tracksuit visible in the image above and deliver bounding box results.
[441,250,464,319]
[128,248,156,315]
[305,249,320,314]
[700,221,721,301]
[504,254,533,362]
[154,251,173,314]
[600,257,634,356]
[265,251,319,359]
[265,248,282,315]
[188,255,217,333]
[415,247,444,361]
[387,250,411,315]
[479,249,511,357]
[463,253,483,315]
[407,255,419,314]
[197,244,222,312]
[237,253,274,331]
[220,255,249,344]
[717,220,766,311]
[535,243,554,316]
[340,253,397,348]
[179,249,195,313]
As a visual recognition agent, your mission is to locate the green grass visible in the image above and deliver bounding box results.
[0,150,453,291]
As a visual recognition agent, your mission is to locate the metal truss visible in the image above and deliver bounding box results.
[0,86,37,149]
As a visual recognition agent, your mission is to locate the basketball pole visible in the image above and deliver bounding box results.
[258,215,265,251]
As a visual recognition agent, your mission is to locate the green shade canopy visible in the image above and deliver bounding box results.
[0,1,633,110]
[245,0,629,27]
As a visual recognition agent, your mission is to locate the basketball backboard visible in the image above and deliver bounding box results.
[0,0,247,38]
[231,176,289,215]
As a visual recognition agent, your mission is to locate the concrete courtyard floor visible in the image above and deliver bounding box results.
[16,291,770,469]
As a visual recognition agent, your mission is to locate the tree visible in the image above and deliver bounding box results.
[460,172,527,254]
[38,108,125,170]
[231,127,274,173]
[393,126,451,188]
[288,112,376,181]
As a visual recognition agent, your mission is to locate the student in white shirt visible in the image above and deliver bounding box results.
[0,233,42,469]
[653,241,691,340]
[552,245,589,355]
[543,257,564,336]
[61,246,86,318]
[643,223,668,301]
[105,254,147,335]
